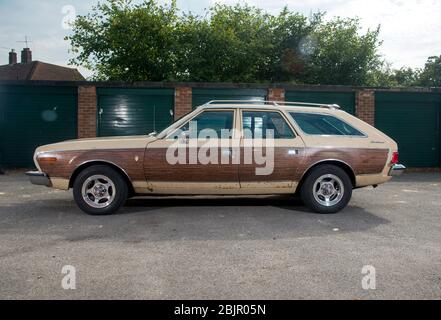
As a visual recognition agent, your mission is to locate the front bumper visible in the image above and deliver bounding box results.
[388,164,406,177]
[26,171,51,187]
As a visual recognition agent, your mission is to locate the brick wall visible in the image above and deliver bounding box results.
[77,85,97,138]
[174,87,192,120]
[268,88,285,102]
[356,90,375,126]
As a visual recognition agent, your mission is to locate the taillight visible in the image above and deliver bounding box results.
[391,152,399,165]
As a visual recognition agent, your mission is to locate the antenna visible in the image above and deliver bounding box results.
[17,35,32,48]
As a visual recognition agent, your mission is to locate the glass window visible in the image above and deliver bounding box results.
[242,111,295,139]
[179,111,234,139]
[290,112,365,136]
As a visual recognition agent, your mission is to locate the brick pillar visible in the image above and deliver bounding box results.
[174,87,192,120]
[77,85,97,138]
[268,88,285,102]
[356,90,375,126]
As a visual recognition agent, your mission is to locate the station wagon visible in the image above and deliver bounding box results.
[27,101,405,215]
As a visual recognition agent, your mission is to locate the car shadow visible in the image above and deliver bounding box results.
[0,195,390,244]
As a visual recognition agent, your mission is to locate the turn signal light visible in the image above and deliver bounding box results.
[391,152,399,165]
[38,156,57,162]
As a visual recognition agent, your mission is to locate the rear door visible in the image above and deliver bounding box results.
[238,109,306,193]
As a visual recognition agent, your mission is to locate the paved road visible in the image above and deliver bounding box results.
[0,171,440,299]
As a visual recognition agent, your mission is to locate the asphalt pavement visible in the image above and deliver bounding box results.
[0,171,440,299]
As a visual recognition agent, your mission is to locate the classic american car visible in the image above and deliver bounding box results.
[27,100,405,215]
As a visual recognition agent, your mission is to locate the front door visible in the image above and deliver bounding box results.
[238,109,306,194]
[143,109,240,194]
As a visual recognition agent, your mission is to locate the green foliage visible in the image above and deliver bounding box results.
[66,0,437,87]
[366,63,422,87]
[418,55,441,87]
[67,0,180,81]
[176,4,275,82]
[307,18,382,85]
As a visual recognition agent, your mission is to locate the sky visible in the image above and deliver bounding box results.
[0,0,440,79]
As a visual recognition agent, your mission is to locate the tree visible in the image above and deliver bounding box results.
[176,4,274,82]
[307,18,382,86]
[391,67,421,87]
[67,0,181,81]
[366,63,421,87]
[67,0,388,85]
[418,55,441,87]
[268,9,323,82]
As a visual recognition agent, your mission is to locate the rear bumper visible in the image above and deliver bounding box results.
[388,164,406,177]
[26,171,51,187]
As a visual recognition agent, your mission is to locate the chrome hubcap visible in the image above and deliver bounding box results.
[82,175,116,208]
[313,174,344,207]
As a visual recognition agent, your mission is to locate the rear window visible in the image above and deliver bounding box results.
[290,112,365,136]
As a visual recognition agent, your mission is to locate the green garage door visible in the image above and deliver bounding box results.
[192,88,266,109]
[0,85,77,168]
[285,91,356,115]
[375,92,440,167]
[97,88,174,137]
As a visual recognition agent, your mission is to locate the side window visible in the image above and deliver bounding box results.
[242,111,295,139]
[290,112,365,136]
[179,111,234,139]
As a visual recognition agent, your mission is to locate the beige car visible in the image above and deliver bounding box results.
[27,100,405,215]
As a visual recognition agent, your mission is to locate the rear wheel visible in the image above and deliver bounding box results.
[73,165,128,215]
[300,165,352,214]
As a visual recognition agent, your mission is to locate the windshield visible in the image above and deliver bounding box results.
[157,108,198,138]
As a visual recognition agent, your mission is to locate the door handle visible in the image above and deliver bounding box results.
[288,149,300,155]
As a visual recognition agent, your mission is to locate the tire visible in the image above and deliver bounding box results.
[73,165,128,215]
[300,164,352,214]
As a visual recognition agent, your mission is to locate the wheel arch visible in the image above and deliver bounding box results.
[69,160,135,196]
[296,160,356,193]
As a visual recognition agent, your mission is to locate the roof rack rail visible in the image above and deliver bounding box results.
[203,100,341,110]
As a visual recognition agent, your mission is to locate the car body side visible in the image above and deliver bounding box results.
[31,105,399,195]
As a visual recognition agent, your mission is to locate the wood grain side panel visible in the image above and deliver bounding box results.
[37,147,388,187]
[297,148,389,177]
[144,147,238,182]
[239,147,303,182]
[37,149,145,181]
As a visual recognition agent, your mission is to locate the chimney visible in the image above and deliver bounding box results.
[21,48,32,64]
[9,49,17,65]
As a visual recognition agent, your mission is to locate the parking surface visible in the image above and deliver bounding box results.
[0,171,440,299]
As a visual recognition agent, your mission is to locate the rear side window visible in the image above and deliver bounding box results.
[289,112,365,136]
[243,111,295,139]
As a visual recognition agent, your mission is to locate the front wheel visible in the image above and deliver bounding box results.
[73,165,128,215]
[300,165,352,214]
